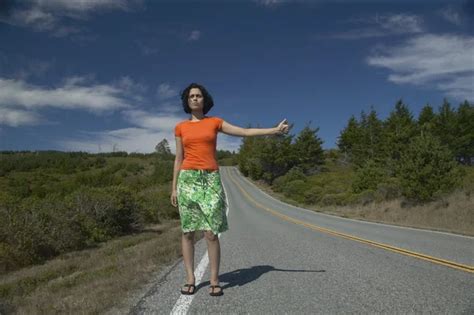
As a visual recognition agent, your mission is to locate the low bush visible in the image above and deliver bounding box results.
[0,186,143,274]
[320,192,351,206]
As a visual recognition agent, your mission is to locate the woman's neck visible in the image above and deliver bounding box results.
[190,111,205,121]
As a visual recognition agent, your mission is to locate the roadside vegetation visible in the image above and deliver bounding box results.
[0,145,236,313]
[238,99,473,236]
[0,98,471,312]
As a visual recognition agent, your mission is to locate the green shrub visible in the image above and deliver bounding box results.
[66,186,143,243]
[219,157,237,166]
[281,179,308,203]
[1,184,146,273]
[376,178,401,200]
[272,166,306,192]
[94,156,107,168]
[155,187,180,221]
[4,175,31,198]
[125,162,144,174]
[74,164,124,187]
[136,185,179,224]
[0,193,85,272]
[319,192,350,206]
[353,189,378,205]
[352,159,387,193]
[303,186,324,204]
[151,160,173,184]
[247,158,264,180]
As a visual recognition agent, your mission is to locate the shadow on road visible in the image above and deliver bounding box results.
[197,265,325,290]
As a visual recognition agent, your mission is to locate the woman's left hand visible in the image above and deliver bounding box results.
[275,118,289,135]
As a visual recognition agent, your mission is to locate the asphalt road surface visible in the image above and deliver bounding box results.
[130,166,474,314]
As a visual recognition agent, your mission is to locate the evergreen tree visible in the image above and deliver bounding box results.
[455,101,474,165]
[237,123,295,183]
[337,115,362,164]
[259,134,295,183]
[293,123,324,175]
[352,159,386,193]
[237,124,267,179]
[356,110,369,165]
[433,99,457,154]
[382,99,417,169]
[361,108,384,164]
[339,109,384,167]
[417,104,436,135]
[398,132,461,202]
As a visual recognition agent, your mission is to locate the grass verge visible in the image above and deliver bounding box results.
[0,220,204,314]
[248,178,474,237]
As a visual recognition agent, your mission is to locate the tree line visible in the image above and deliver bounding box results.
[237,99,473,203]
[0,99,471,273]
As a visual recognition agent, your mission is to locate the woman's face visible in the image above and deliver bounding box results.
[188,88,204,112]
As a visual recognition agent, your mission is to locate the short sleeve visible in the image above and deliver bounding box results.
[174,123,181,137]
[214,117,224,131]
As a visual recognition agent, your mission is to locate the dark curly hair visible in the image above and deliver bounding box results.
[180,83,214,115]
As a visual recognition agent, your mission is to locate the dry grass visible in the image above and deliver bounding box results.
[250,179,474,237]
[0,220,203,314]
[1,166,471,314]
[320,190,473,236]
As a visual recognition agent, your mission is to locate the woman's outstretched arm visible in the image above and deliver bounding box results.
[221,119,289,137]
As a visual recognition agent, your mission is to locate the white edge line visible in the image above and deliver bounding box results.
[230,166,474,240]
[170,253,208,315]
[170,168,231,315]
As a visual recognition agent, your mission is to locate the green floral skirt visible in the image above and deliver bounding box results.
[177,169,228,235]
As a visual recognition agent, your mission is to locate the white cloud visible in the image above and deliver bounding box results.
[0,107,44,127]
[440,7,462,26]
[437,75,474,101]
[327,13,423,40]
[0,76,146,127]
[53,104,179,153]
[56,110,242,153]
[367,34,474,101]
[121,109,182,131]
[57,128,243,154]
[0,76,134,119]
[57,127,171,154]
[116,76,147,97]
[0,0,140,36]
[6,6,57,31]
[157,83,178,100]
[37,0,131,12]
[255,0,287,7]
[188,30,201,41]
[377,13,423,34]
[158,101,182,114]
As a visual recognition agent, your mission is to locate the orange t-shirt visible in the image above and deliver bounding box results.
[174,116,224,171]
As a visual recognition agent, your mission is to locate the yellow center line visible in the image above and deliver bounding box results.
[224,168,474,274]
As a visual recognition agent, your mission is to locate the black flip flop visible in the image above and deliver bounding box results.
[180,284,196,295]
[209,285,223,296]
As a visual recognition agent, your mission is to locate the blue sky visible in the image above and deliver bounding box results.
[0,0,473,153]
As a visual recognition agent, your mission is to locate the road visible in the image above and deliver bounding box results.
[131,166,474,314]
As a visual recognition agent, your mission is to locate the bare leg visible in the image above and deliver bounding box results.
[204,231,222,294]
[181,232,195,293]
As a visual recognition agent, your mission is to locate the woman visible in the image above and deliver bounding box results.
[170,83,289,297]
